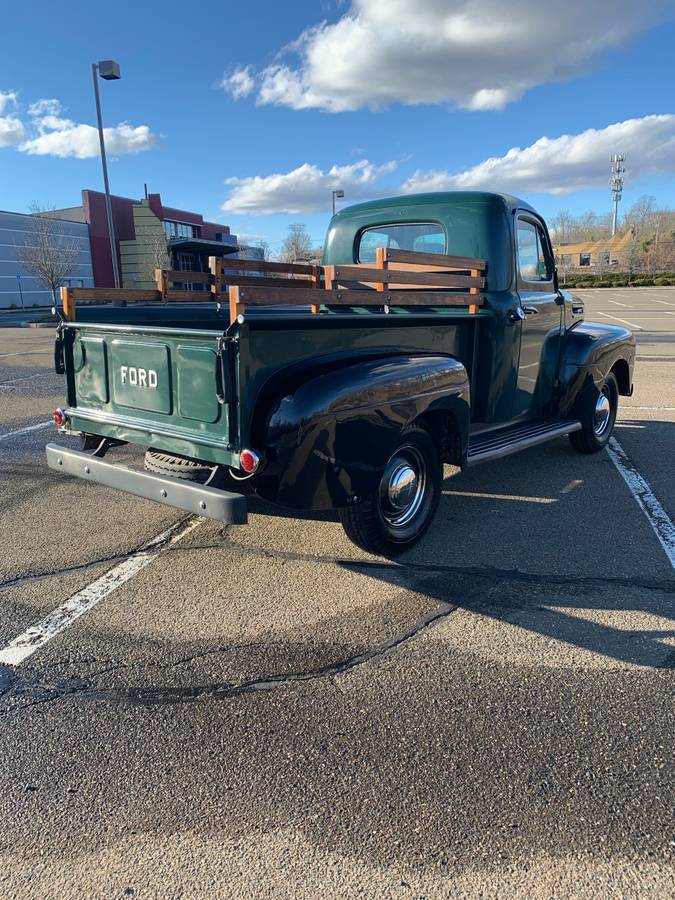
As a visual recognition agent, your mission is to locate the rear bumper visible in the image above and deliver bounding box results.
[46,443,247,524]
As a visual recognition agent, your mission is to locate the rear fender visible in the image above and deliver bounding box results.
[557,322,636,418]
[258,354,470,509]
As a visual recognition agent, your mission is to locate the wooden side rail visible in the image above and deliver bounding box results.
[164,270,214,284]
[218,257,319,277]
[382,248,487,270]
[60,286,220,319]
[229,285,485,322]
[324,265,485,290]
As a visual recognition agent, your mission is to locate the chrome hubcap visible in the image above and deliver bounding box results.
[388,464,418,510]
[594,389,612,435]
[379,445,426,528]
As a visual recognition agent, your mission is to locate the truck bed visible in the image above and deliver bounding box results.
[56,249,491,467]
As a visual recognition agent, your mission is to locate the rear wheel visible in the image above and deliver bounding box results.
[569,372,619,454]
[339,427,441,556]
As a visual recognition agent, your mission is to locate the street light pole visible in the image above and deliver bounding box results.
[92,60,122,288]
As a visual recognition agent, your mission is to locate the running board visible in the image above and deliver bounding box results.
[467,419,582,465]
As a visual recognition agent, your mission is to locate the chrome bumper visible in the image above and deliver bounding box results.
[46,443,247,524]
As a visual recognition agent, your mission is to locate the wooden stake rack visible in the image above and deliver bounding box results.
[60,249,487,323]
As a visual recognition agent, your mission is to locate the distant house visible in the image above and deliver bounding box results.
[554,230,635,273]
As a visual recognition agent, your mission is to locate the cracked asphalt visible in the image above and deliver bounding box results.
[0,289,674,899]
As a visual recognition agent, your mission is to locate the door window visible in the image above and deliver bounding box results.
[517,219,553,283]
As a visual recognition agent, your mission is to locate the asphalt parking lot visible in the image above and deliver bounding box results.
[0,288,673,898]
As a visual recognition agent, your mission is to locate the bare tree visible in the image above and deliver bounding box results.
[279,223,314,262]
[254,239,271,261]
[624,194,657,236]
[16,203,81,304]
[144,231,172,282]
[550,210,574,244]
[625,238,643,282]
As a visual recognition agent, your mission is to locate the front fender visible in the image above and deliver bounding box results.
[257,354,470,509]
[558,322,636,417]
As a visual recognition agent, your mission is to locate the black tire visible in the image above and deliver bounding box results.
[144,449,224,486]
[569,372,619,454]
[339,427,442,556]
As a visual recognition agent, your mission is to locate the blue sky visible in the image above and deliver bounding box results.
[1,0,674,251]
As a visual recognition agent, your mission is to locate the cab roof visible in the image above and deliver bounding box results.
[334,191,537,219]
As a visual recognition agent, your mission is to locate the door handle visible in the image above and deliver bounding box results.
[522,305,539,315]
[507,308,525,324]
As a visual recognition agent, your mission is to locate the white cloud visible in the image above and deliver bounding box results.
[19,121,158,158]
[402,115,675,195]
[221,0,671,112]
[0,115,25,146]
[0,90,18,114]
[222,159,397,214]
[0,88,157,158]
[33,114,75,134]
[221,115,675,215]
[221,67,256,100]
[28,98,62,116]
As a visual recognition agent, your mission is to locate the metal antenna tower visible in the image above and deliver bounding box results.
[610,154,625,236]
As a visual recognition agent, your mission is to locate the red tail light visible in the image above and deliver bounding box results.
[239,449,261,474]
[53,408,66,427]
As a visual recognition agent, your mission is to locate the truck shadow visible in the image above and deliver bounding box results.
[338,557,674,670]
[337,421,675,671]
[245,428,675,668]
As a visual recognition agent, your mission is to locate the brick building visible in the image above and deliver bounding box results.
[53,190,255,290]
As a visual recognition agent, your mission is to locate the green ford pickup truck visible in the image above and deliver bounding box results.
[47,191,635,555]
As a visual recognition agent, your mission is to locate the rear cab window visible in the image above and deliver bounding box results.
[358,223,446,263]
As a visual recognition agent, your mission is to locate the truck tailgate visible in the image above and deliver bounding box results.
[59,321,239,467]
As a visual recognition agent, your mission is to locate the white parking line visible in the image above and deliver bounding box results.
[0,421,51,443]
[0,517,202,666]
[0,373,50,387]
[607,437,675,571]
[0,349,51,358]
[597,311,644,331]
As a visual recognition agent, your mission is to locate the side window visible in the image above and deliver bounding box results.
[517,219,554,283]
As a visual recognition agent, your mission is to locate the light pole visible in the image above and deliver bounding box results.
[92,59,122,288]
[332,189,344,216]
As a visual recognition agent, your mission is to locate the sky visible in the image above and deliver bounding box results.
[1,0,675,252]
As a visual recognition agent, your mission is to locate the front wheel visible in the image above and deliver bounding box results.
[569,372,619,454]
[339,427,441,556]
